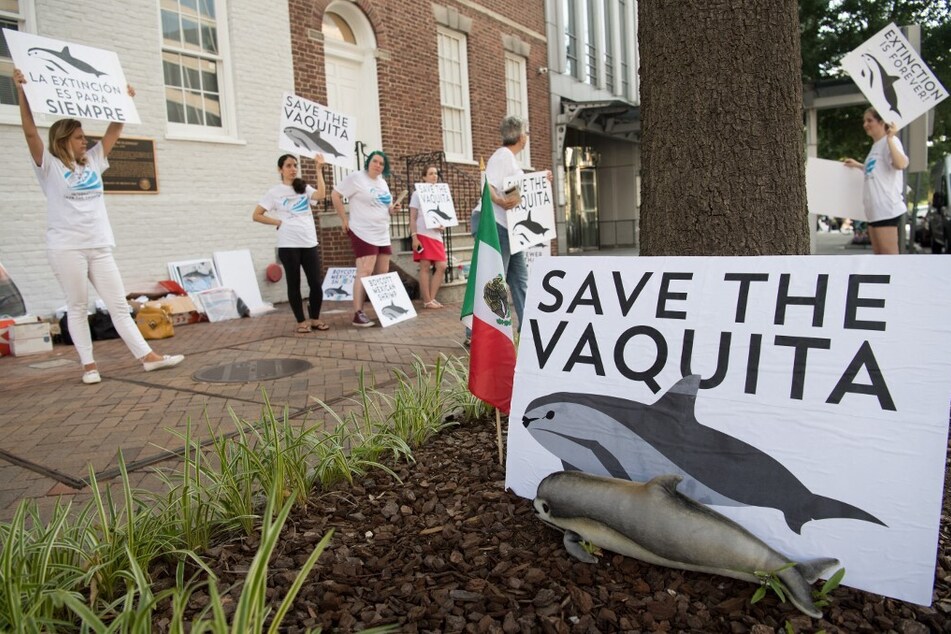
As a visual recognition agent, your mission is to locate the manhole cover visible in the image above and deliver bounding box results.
[193,358,312,383]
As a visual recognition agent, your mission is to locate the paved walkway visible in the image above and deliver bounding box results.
[0,301,470,522]
[0,233,868,522]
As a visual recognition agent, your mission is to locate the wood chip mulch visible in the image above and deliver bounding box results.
[154,416,951,633]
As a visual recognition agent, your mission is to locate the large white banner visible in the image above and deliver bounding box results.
[507,255,951,605]
[805,158,866,221]
[279,92,355,168]
[413,183,459,229]
[841,23,948,130]
[504,171,555,254]
[3,30,139,123]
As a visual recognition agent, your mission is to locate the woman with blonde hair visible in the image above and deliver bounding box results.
[14,68,183,384]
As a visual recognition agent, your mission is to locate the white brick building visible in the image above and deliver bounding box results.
[1,0,295,316]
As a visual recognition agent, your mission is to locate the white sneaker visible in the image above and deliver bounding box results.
[143,354,185,372]
[82,370,101,384]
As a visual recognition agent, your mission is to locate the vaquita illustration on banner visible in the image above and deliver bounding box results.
[2,29,140,123]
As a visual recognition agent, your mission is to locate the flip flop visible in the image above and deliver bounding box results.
[311,321,330,331]
[296,325,312,333]
[424,300,442,309]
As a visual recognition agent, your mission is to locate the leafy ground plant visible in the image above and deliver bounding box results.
[0,354,476,631]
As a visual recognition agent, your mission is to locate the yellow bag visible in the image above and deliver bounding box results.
[135,305,175,340]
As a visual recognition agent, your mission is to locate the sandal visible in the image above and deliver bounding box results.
[423,300,442,309]
[311,320,330,331]
[296,324,312,333]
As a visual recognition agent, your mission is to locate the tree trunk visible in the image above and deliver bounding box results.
[638,0,809,255]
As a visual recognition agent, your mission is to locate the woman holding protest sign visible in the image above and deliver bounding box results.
[843,108,909,255]
[332,150,402,327]
[252,154,329,333]
[13,68,184,384]
[409,164,448,309]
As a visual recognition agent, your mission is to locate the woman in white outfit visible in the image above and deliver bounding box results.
[14,68,184,384]
[843,108,909,255]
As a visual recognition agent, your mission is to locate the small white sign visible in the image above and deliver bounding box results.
[414,183,459,229]
[362,272,416,327]
[279,92,355,168]
[321,267,356,301]
[805,158,867,221]
[504,171,555,254]
[841,23,948,130]
[3,29,139,123]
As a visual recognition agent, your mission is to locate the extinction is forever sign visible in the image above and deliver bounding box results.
[3,30,139,123]
[507,255,951,606]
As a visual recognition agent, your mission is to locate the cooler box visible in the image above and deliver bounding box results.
[11,321,53,357]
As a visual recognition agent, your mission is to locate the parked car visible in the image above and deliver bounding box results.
[926,156,951,253]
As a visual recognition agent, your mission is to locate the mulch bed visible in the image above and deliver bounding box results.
[157,416,951,633]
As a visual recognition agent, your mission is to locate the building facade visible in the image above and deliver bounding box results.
[544,0,641,254]
[0,0,551,316]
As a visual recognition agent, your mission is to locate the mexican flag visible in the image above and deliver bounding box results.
[461,177,517,413]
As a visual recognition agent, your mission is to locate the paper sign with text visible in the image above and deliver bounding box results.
[3,30,139,123]
[414,183,459,229]
[279,92,355,167]
[841,23,947,130]
[507,255,951,605]
[504,171,555,255]
[362,272,416,327]
[321,267,356,301]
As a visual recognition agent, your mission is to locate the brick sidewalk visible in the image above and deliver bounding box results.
[0,301,469,522]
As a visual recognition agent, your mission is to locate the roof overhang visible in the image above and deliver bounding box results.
[558,99,641,142]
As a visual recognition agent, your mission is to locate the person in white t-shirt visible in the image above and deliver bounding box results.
[331,151,402,327]
[409,164,449,309]
[14,68,184,385]
[843,108,909,255]
[464,116,551,346]
[253,154,328,332]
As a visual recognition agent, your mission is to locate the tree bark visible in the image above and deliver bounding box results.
[638,0,809,255]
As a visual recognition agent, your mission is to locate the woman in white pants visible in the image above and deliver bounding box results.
[15,69,183,384]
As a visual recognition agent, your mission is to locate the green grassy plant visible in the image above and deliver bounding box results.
[0,352,477,631]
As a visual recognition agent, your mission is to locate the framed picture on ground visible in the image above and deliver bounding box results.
[168,259,221,294]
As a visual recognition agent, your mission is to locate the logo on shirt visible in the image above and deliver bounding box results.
[64,167,102,191]
[865,158,877,176]
[282,195,311,214]
[63,166,103,201]
[371,187,392,207]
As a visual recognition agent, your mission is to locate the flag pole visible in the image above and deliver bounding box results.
[495,408,504,466]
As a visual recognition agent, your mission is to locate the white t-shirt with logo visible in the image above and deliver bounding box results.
[486,145,523,228]
[863,136,906,223]
[409,190,444,242]
[334,170,393,246]
[258,183,318,248]
[33,143,114,250]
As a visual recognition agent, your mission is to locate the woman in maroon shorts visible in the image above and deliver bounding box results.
[331,151,401,327]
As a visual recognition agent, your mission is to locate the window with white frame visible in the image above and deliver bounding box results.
[437,26,472,162]
[160,0,233,137]
[0,0,33,122]
[504,53,530,168]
